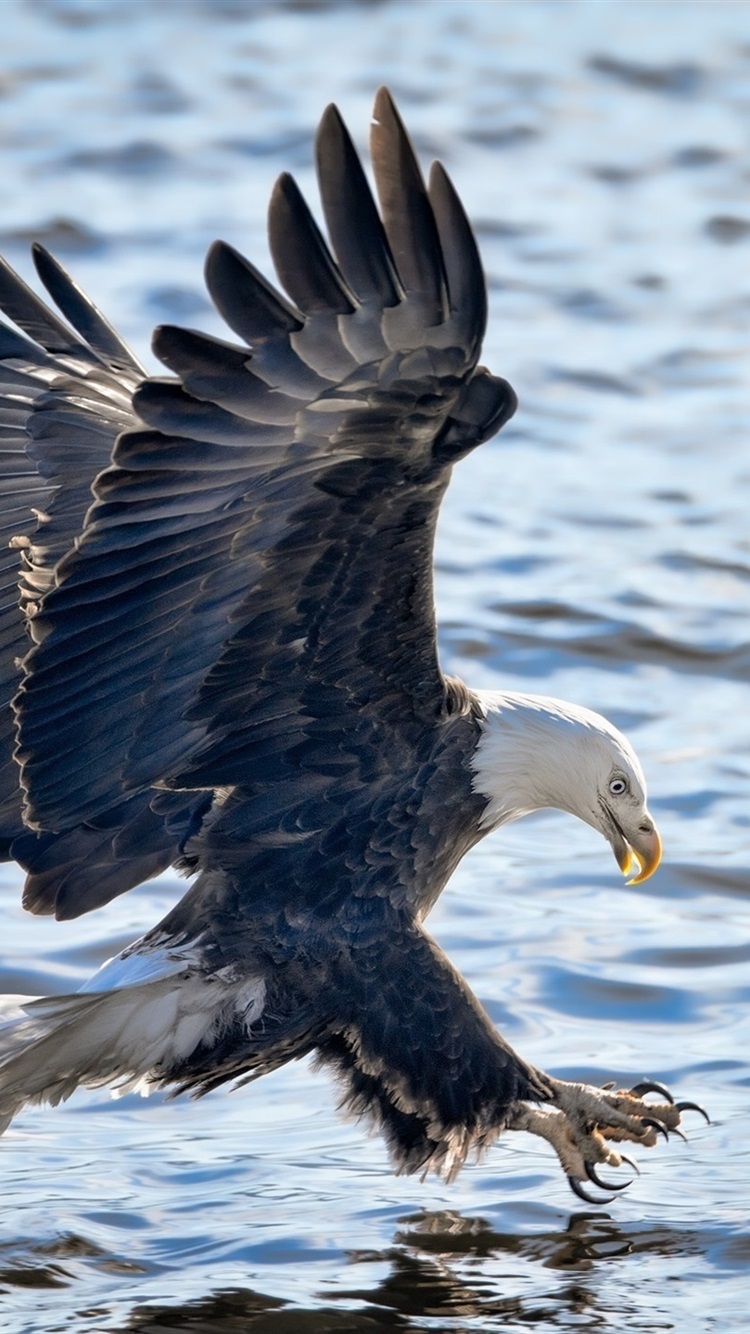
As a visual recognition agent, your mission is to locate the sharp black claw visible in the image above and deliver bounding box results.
[640,1116,669,1142]
[619,1152,640,1176]
[585,1161,632,1192]
[675,1100,711,1125]
[568,1175,615,1206]
[669,1125,688,1142]
[629,1079,674,1103]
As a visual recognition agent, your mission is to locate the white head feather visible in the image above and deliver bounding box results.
[471,690,661,883]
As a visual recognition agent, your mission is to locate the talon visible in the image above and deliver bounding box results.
[619,1153,640,1176]
[675,1100,711,1125]
[640,1116,669,1142]
[568,1175,615,1206]
[669,1125,688,1143]
[629,1079,674,1103]
[585,1161,632,1192]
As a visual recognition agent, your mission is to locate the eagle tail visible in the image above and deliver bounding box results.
[0,944,267,1132]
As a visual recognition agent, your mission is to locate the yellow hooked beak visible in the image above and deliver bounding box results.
[616,825,663,885]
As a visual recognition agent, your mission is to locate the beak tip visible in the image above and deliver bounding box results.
[621,828,663,885]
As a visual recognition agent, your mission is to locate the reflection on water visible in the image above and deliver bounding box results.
[1,1206,745,1330]
[1,0,749,1331]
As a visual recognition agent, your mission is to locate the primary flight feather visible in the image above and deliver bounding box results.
[0,89,704,1202]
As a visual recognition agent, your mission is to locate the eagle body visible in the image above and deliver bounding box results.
[0,90,700,1200]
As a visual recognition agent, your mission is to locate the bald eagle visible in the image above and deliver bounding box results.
[0,90,704,1203]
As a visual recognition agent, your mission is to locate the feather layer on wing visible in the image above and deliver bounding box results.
[14,89,516,841]
[0,91,515,921]
[0,247,203,913]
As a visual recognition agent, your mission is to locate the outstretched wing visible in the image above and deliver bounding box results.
[15,88,516,841]
[0,250,204,916]
[0,243,143,840]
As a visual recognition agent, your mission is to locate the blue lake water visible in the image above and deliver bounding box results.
[0,1,748,1329]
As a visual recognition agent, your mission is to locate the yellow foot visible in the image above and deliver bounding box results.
[507,1076,709,1203]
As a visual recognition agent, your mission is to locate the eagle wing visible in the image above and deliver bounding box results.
[0,241,144,835]
[8,89,515,894]
[0,248,209,916]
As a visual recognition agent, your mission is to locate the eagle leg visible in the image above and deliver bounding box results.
[506,1076,708,1202]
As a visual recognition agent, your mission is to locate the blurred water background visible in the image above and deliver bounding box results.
[0,1,748,1330]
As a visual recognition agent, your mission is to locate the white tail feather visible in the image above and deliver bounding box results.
[0,943,266,1132]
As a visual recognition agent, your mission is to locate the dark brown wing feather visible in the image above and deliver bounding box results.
[0,93,515,935]
[0,251,202,915]
[14,89,515,842]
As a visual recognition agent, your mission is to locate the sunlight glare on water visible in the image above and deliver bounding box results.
[0,2,748,1330]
